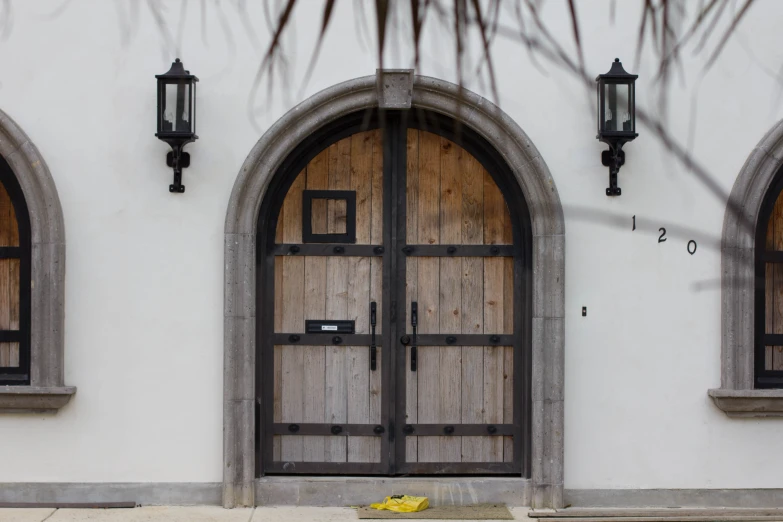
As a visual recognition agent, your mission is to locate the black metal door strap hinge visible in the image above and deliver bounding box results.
[396,424,513,436]
[400,244,513,257]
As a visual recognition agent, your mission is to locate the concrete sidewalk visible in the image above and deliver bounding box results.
[0,506,536,521]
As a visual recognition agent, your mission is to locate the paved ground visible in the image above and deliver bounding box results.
[0,506,537,521]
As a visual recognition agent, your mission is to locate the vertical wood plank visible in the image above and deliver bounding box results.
[483,167,506,462]
[767,261,774,370]
[325,139,351,462]
[503,257,515,461]
[348,133,373,462]
[418,131,441,247]
[0,182,10,366]
[371,129,384,247]
[439,261,462,464]
[370,128,384,333]
[484,169,507,246]
[369,346,382,463]
[405,129,420,462]
[0,181,18,247]
[275,208,284,243]
[8,259,17,366]
[370,256,384,461]
[406,129,420,246]
[370,260,383,463]
[369,129,384,462]
[354,131,374,245]
[416,130,441,462]
[483,343,504,462]
[439,137,462,244]
[282,170,305,244]
[279,171,306,462]
[0,259,7,366]
[273,344,282,461]
[303,151,329,462]
[0,258,7,367]
[275,253,285,335]
[273,255,284,460]
[460,153,485,462]
[417,258,441,464]
[438,136,463,463]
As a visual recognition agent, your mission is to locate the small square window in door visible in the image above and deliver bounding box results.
[302,190,357,243]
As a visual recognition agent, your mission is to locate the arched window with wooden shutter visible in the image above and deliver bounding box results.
[0,156,30,385]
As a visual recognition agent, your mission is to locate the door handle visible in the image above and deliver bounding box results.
[410,302,418,372]
[370,302,377,371]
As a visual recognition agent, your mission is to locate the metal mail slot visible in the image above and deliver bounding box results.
[306,320,355,334]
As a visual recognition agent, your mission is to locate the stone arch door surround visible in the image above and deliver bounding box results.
[223,70,565,508]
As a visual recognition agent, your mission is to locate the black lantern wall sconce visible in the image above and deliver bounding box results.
[596,58,638,196]
[155,59,198,193]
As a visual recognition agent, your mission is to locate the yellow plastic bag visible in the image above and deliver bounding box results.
[370,494,429,513]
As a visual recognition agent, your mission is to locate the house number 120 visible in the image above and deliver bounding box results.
[633,216,697,255]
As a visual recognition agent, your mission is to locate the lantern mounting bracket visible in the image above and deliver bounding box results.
[166,146,190,193]
[601,145,626,196]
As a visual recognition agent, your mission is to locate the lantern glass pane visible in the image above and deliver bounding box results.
[162,81,192,133]
[596,83,601,133]
[191,82,196,133]
[603,83,632,132]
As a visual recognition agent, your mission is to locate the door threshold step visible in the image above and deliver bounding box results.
[528,513,783,522]
[530,507,783,521]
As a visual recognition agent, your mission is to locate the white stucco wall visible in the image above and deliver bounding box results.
[0,0,781,489]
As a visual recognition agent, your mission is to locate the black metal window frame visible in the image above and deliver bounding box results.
[755,168,783,388]
[0,155,32,386]
[256,108,532,476]
[301,189,357,243]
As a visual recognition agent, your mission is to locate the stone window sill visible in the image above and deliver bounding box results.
[708,388,783,418]
[0,386,76,413]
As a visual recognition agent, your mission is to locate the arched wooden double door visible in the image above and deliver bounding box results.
[257,112,530,476]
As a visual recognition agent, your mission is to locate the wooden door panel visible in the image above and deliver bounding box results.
[274,130,383,246]
[268,129,385,473]
[0,258,19,368]
[274,256,382,335]
[273,344,382,464]
[401,129,517,471]
[405,130,512,246]
[274,437,381,464]
[404,344,513,464]
[407,258,514,336]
